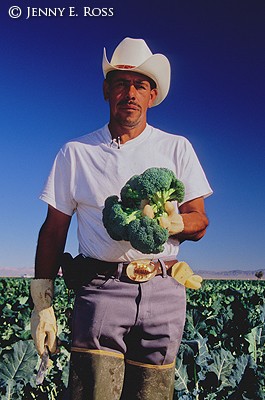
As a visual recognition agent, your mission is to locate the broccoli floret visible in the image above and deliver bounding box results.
[128,217,169,254]
[102,167,185,254]
[102,195,141,241]
[121,167,185,215]
[120,174,143,207]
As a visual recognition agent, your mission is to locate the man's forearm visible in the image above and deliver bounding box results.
[35,224,66,278]
[175,211,209,243]
[35,206,71,279]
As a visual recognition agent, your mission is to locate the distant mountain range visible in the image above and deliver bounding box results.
[196,269,265,280]
[0,267,34,277]
[0,266,264,280]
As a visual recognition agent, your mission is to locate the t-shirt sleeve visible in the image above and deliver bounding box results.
[39,147,77,216]
[178,138,213,204]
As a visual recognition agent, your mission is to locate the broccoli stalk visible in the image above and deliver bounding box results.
[150,178,185,218]
[102,168,185,254]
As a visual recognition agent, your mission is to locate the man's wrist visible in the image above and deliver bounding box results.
[30,279,54,311]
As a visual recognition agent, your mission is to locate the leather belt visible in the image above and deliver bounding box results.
[60,253,178,289]
[89,257,177,282]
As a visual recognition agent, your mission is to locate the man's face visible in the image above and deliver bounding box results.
[103,71,158,129]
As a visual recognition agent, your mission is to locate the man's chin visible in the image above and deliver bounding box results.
[117,116,141,128]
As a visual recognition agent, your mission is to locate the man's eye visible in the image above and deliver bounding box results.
[117,82,126,87]
[136,84,148,90]
[112,82,124,89]
[133,85,142,90]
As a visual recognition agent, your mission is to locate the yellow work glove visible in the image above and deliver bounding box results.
[30,279,57,356]
[159,201,184,235]
[171,261,203,290]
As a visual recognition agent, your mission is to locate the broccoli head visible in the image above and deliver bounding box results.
[102,167,185,254]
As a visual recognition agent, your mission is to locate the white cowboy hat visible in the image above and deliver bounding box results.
[102,37,171,106]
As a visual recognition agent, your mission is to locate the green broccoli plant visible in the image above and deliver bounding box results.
[102,167,185,254]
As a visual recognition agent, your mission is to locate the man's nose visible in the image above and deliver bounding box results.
[125,84,137,99]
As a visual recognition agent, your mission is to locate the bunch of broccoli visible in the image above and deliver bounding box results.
[102,167,185,254]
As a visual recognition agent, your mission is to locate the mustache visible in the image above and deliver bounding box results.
[118,99,140,108]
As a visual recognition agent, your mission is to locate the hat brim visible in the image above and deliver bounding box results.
[102,48,170,106]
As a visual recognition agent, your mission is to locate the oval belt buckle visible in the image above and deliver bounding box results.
[126,259,157,282]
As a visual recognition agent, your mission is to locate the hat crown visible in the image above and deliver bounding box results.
[110,37,153,67]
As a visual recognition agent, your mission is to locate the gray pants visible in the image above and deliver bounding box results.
[69,267,186,398]
[71,270,186,364]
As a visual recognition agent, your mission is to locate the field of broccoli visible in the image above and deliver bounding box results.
[0,277,264,400]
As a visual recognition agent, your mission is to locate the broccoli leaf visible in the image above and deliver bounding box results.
[0,340,38,392]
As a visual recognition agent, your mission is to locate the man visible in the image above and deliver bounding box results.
[30,37,212,399]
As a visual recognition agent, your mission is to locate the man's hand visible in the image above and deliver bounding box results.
[159,201,184,235]
[30,279,57,356]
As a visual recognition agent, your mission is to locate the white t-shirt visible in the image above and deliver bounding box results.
[40,124,213,261]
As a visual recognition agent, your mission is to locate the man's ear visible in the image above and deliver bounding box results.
[103,80,110,101]
[148,88,158,108]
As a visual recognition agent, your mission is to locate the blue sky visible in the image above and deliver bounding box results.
[0,0,264,273]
